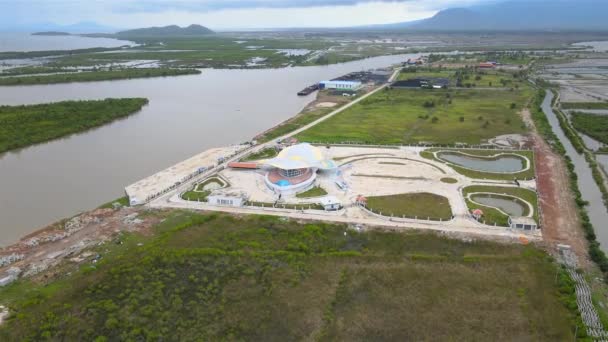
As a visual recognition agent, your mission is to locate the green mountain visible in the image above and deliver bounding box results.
[116,24,214,36]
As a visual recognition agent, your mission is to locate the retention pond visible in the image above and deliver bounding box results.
[470,194,527,217]
[437,152,526,173]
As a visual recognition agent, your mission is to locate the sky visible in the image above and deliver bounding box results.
[0,0,488,31]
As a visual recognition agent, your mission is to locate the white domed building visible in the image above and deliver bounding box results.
[259,143,336,196]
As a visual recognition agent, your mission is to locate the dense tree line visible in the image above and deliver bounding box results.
[0,68,200,86]
[0,98,148,153]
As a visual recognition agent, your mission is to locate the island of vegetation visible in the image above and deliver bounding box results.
[31,31,71,36]
[0,68,201,86]
[0,98,148,153]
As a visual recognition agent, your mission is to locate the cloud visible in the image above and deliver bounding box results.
[114,0,429,13]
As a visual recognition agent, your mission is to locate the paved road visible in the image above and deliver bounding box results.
[150,192,540,242]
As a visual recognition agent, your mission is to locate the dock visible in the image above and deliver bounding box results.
[297,83,319,96]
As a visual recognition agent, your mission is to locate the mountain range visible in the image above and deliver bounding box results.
[369,0,608,32]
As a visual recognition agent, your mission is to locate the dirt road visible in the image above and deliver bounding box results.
[522,108,588,263]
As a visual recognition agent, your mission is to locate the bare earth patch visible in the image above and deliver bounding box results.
[522,108,588,264]
[316,102,338,108]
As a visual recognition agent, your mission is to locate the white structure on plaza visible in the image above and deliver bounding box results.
[508,216,538,231]
[319,196,342,211]
[259,143,337,196]
[207,191,247,207]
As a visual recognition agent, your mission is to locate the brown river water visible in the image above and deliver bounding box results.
[0,54,418,245]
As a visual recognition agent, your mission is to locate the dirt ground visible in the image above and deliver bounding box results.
[522,109,589,264]
[0,206,161,285]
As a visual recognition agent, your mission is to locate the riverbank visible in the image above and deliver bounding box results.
[0,54,417,245]
[0,68,200,86]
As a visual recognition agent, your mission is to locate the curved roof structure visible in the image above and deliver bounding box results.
[261,143,336,170]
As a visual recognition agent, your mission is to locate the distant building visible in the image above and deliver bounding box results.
[319,80,362,91]
[471,209,484,221]
[508,216,538,231]
[478,62,496,69]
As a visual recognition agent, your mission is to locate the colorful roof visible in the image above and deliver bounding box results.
[261,143,337,170]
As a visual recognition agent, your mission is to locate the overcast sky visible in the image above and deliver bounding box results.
[0,0,489,30]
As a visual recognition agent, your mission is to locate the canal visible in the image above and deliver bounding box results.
[542,91,608,252]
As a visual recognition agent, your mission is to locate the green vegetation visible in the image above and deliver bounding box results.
[242,148,278,161]
[296,87,532,145]
[571,112,608,145]
[256,108,333,143]
[365,192,453,220]
[421,149,536,181]
[296,186,328,198]
[463,185,539,226]
[195,177,226,192]
[531,89,608,282]
[181,190,210,202]
[0,212,582,340]
[0,98,148,153]
[397,68,454,81]
[0,68,200,86]
[561,102,608,110]
[98,196,130,209]
[440,177,458,184]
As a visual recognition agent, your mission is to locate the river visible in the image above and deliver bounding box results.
[0,32,134,52]
[0,53,418,245]
[542,91,608,252]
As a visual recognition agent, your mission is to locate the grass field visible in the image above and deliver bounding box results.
[365,192,453,220]
[242,148,278,161]
[0,212,581,340]
[0,68,200,85]
[0,98,148,153]
[397,68,455,81]
[181,190,210,202]
[562,102,608,110]
[296,186,328,198]
[571,112,608,145]
[295,87,532,145]
[256,107,334,143]
[421,149,536,181]
[463,185,539,226]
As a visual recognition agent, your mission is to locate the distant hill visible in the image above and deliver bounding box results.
[32,31,71,36]
[367,0,608,32]
[116,25,214,37]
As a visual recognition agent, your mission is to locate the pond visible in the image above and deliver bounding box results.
[438,152,526,173]
[471,194,527,217]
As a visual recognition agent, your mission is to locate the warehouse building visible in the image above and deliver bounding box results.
[319,80,363,91]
